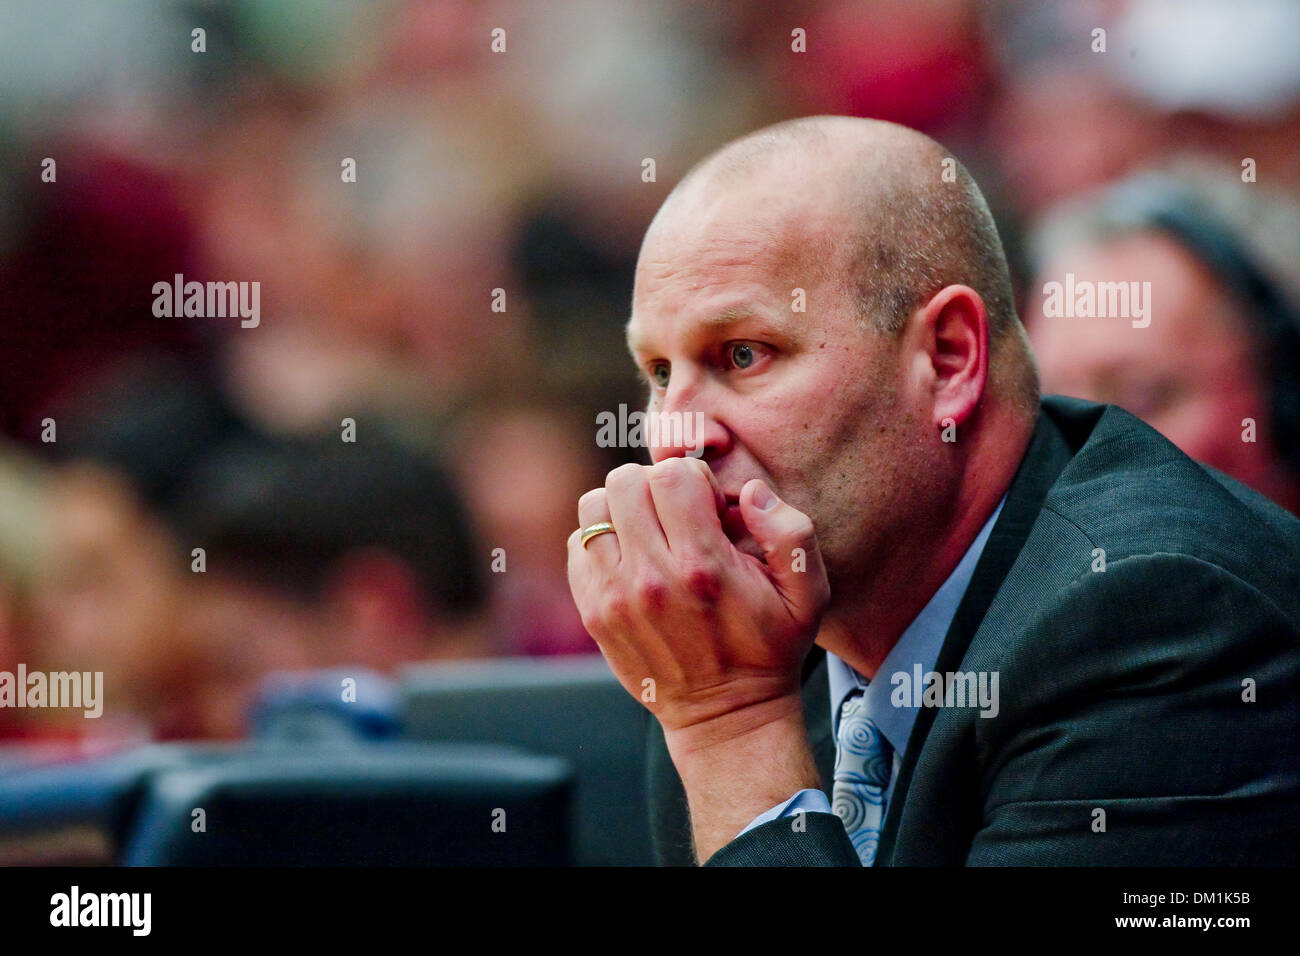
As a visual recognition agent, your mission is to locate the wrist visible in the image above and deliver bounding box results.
[663,691,807,762]
[663,694,820,862]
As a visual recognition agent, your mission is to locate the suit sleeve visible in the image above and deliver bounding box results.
[967,552,1300,865]
[647,707,860,865]
[705,812,861,866]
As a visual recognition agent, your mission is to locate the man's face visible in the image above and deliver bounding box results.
[1030,233,1282,495]
[626,166,930,586]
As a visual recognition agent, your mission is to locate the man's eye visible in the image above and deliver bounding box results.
[727,343,756,370]
[649,363,670,388]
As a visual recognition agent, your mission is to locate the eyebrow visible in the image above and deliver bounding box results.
[626,304,785,354]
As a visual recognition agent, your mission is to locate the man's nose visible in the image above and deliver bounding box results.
[647,383,729,463]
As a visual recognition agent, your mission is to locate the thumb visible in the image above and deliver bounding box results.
[738,478,829,619]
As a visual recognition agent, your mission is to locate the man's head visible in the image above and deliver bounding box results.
[1027,166,1300,514]
[176,428,488,675]
[627,116,1039,594]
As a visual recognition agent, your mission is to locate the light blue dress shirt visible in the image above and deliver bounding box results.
[737,496,1006,840]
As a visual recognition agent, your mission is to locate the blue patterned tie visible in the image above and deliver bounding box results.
[831,690,893,865]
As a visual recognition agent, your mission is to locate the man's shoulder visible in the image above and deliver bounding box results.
[1033,395,1300,590]
[960,394,1300,675]
[885,398,1300,864]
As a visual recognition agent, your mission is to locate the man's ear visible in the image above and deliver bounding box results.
[914,284,989,428]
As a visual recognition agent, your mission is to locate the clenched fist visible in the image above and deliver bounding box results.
[566,456,830,738]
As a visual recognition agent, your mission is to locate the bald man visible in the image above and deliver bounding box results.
[566,116,1300,866]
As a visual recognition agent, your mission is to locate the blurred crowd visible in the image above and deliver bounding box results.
[1,0,1298,746]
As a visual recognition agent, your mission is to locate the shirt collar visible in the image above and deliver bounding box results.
[827,494,1006,754]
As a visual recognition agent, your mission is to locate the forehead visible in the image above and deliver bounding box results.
[628,176,847,349]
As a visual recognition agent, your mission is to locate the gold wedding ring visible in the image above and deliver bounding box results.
[580,521,617,548]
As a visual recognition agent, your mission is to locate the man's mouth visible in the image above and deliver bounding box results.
[720,494,748,540]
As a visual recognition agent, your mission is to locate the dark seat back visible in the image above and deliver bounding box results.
[122,742,572,865]
[0,743,238,864]
[398,656,652,866]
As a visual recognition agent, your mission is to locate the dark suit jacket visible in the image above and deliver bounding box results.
[644,396,1300,865]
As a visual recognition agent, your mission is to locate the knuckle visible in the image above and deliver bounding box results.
[632,572,669,610]
[600,590,630,623]
[681,561,722,602]
[649,456,714,500]
[683,455,712,480]
[650,456,692,482]
[578,488,606,512]
[606,462,645,491]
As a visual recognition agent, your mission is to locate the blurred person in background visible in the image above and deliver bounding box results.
[985,0,1300,220]
[175,425,491,685]
[1109,0,1300,195]
[29,360,495,740]
[0,144,205,444]
[501,0,770,379]
[30,463,203,742]
[30,360,257,740]
[191,83,534,434]
[1026,165,1300,515]
[0,444,58,742]
[758,0,994,142]
[983,0,1174,221]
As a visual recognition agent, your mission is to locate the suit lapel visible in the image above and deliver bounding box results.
[875,402,1080,863]
[799,645,835,792]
